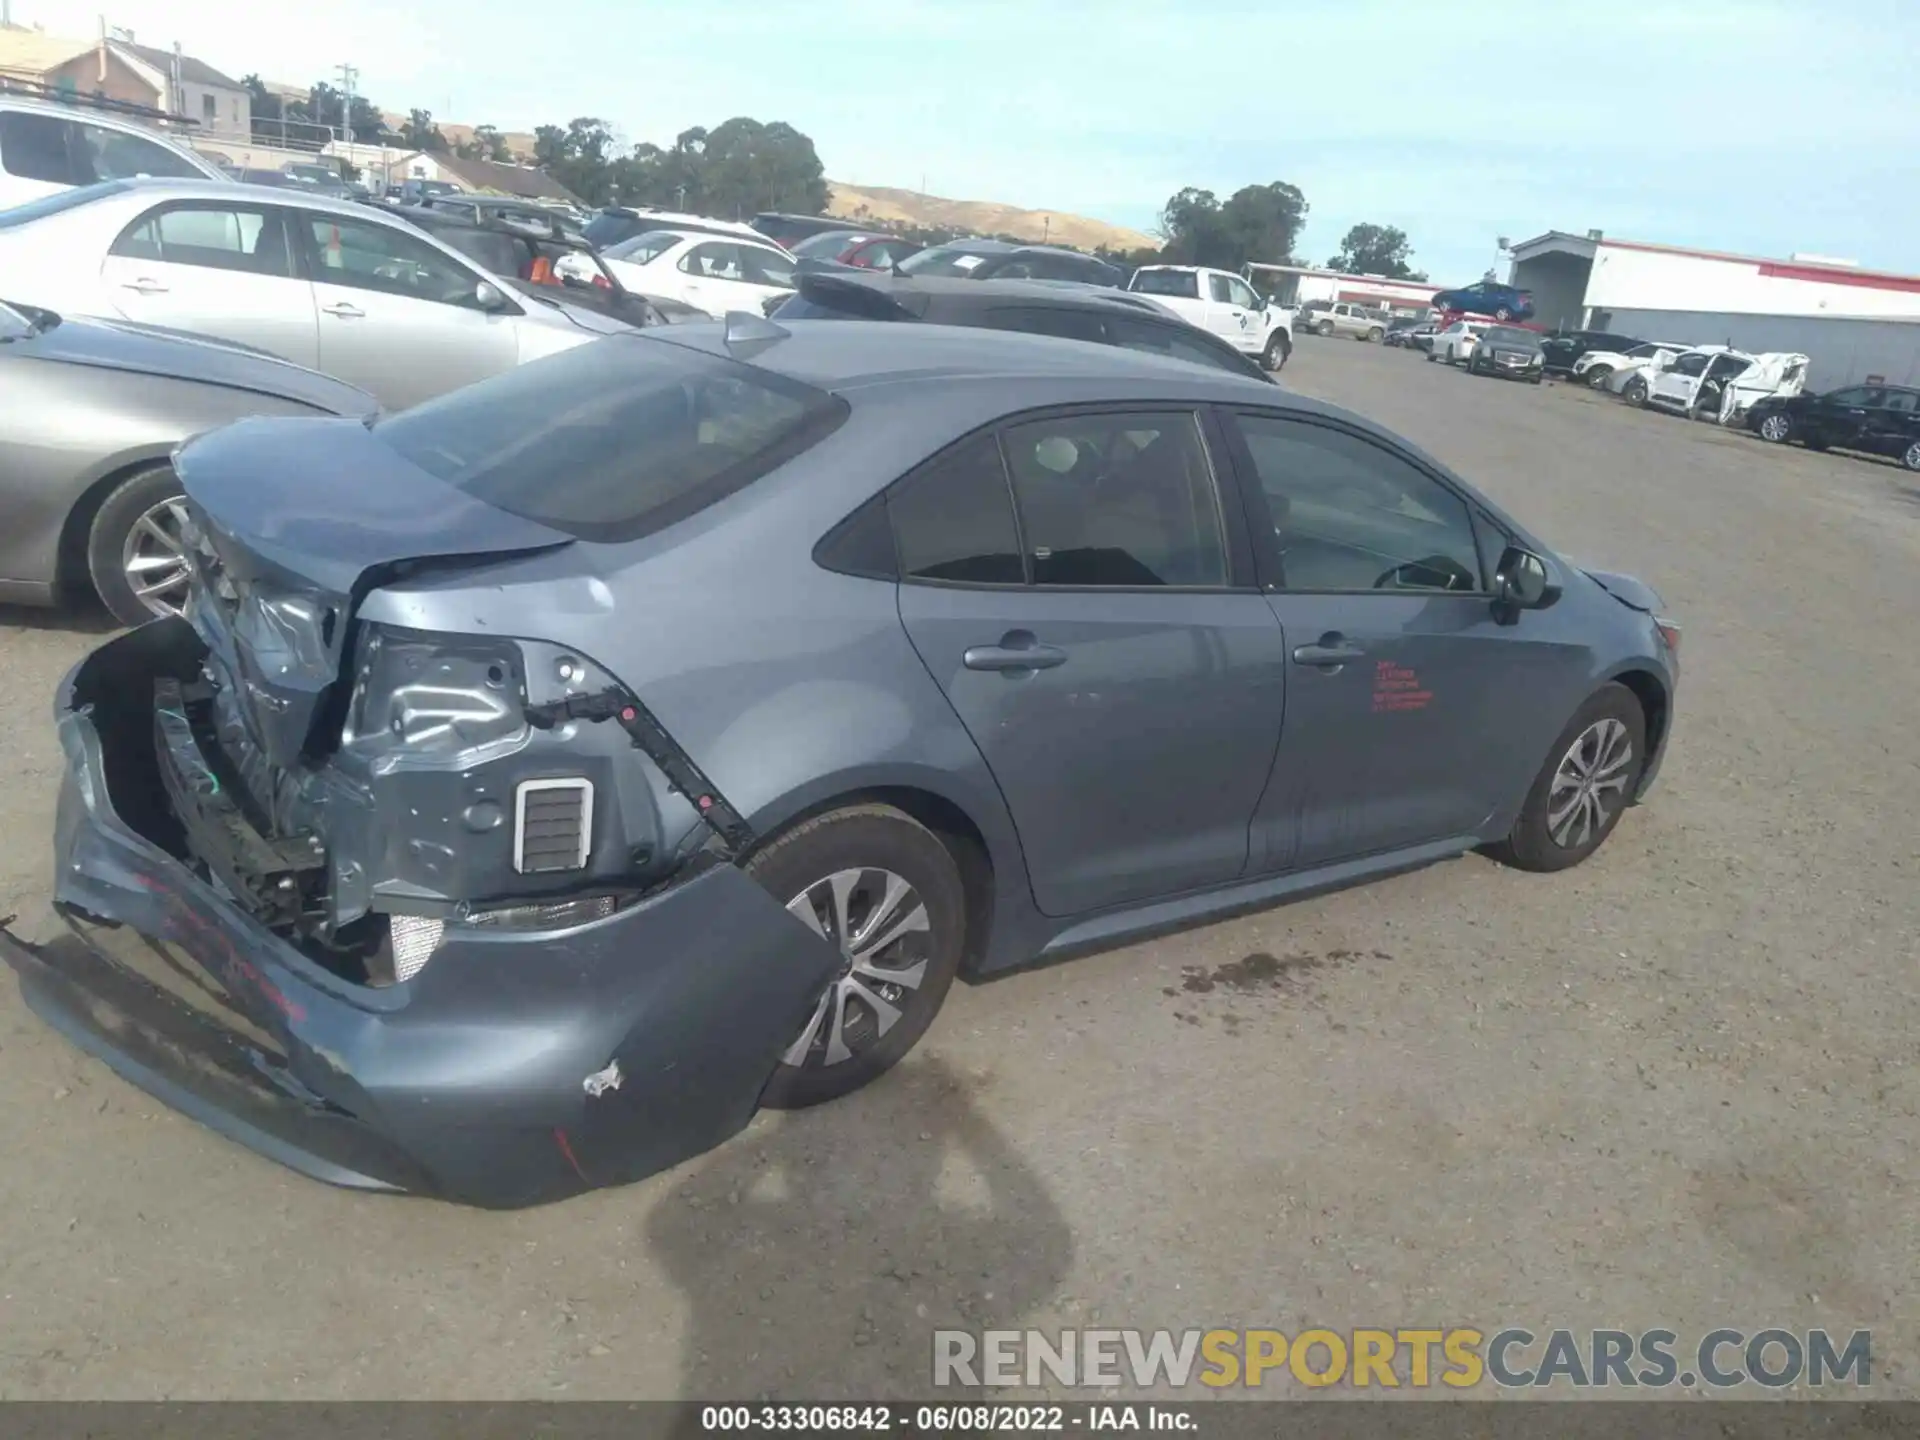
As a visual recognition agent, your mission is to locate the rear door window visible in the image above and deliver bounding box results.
[0,111,80,184]
[1000,411,1229,588]
[375,336,849,542]
[110,202,295,276]
[983,306,1108,344]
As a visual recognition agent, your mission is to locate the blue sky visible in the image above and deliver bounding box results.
[28,0,1920,281]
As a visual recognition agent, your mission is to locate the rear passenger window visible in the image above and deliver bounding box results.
[111,205,294,277]
[888,435,1025,585]
[0,111,78,185]
[984,307,1108,344]
[1002,411,1227,588]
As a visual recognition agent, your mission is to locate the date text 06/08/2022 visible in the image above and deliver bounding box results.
[699,1404,1193,1432]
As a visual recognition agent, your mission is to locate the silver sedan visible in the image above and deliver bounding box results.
[0,178,629,410]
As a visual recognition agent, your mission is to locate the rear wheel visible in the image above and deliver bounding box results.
[1315,320,1334,336]
[1365,326,1384,343]
[87,463,191,627]
[1487,683,1647,873]
[750,805,966,1109]
[1903,441,1920,472]
[1262,330,1291,371]
[1495,307,1512,320]
[1623,375,1649,406]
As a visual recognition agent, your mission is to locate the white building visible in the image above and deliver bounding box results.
[1242,263,1443,320]
[1508,231,1920,388]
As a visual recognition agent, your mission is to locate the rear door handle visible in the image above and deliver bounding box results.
[321,302,365,318]
[964,631,1067,673]
[121,278,168,295]
[1292,635,1365,668]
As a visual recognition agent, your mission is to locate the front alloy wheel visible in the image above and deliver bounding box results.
[1487,682,1648,873]
[1546,718,1634,851]
[1904,440,1920,472]
[1758,412,1793,443]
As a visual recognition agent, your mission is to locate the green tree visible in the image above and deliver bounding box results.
[1157,180,1308,269]
[455,124,512,162]
[400,108,448,152]
[693,116,829,218]
[1326,223,1426,280]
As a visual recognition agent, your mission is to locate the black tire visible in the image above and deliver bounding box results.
[1903,440,1920,472]
[1315,320,1334,337]
[1425,350,1438,363]
[1623,376,1648,406]
[1529,373,1544,385]
[1584,366,1613,389]
[1262,331,1291,372]
[749,805,966,1109]
[87,463,188,627]
[1487,683,1647,874]
[1754,412,1793,444]
[1365,327,1384,343]
[1494,307,1512,320]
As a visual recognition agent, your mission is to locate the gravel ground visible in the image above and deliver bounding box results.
[0,338,1914,1401]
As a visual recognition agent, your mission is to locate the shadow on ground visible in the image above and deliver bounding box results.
[648,1056,1072,1403]
[0,600,118,636]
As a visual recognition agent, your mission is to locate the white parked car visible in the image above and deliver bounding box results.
[1571,340,1690,390]
[0,96,227,211]
[570,228,798,317]
[1427,318,1492,365]
[0,177,628,410]
[1124,264,1293,370]
[1625,345,1811,424]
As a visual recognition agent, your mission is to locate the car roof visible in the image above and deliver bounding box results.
[50,175,419,216]
[797,270,1164,314]
[648,316,1276,396]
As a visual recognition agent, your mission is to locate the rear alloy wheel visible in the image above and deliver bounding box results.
[1904,441,1920,472]
[751,805,965,1109]
[87,463,192,627]
[1757,412,1793,444]
[1365,327,1384,343]
[1262,331,1291,372]
[1487,683,1647,873]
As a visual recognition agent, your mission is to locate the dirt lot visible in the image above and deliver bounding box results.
[0,339,1915,1401]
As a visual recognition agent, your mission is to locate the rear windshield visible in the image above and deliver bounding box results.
[1129,269,1200,299]
[605,229,684,264]
[793,230,863,258]
[897,246,997,277]
[374,336,848,542]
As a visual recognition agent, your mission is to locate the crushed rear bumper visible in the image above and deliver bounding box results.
[3,624,840,1209]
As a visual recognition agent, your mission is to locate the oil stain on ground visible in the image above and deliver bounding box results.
[1162,947,1389,1031]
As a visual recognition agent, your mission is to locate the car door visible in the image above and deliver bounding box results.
[1202,273,1250,345]
[1220,274,1266,354]
[1863,388,1920,460]
[294,209,520,410]
[890,411,1288,917]
[100,199,320,369]
[1808,386,1874,448]
[1220,409,1593,870]
[1651,351,1709,408]
[676,240,788,315]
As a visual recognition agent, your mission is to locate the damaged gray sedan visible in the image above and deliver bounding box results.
[3,316,1680,1207]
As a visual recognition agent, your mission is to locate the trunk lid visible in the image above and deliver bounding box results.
[176,415,575,768]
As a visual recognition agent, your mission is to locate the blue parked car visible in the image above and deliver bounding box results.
[1432,280,1535,321]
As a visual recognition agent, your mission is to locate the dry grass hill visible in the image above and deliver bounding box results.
[826,181,1156,252]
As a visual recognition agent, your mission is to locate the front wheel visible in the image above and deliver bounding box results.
[1487,683,1647,873]
[1584,366,1613,389]
[1756,412,1793,444]
[1315,320,1334,336]
[1262,331,1291,371]
[1903,441,1920,472]
[1495,307,1512,320]
[87,463,192,627]
[750,805,966,1109]
[1365,327,1384,343]
[1623,376,1649,406]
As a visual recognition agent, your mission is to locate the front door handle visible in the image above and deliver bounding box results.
[1292,634,1365,668]
[964,631,1067,673]
[121,278,168,295]
[321,301,366,318]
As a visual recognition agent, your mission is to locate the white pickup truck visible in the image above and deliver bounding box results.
[1126,265,1293,372]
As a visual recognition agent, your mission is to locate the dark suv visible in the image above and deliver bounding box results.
[771,268,1271,381]
[896,239,1123,288]
[1539,330,1642,375]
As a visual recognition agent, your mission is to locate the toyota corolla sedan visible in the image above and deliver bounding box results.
[1,317,1680,1208]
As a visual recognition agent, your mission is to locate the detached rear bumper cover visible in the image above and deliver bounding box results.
[3,629,841,1209]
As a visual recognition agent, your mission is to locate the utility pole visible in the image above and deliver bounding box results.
[335,62,359,148]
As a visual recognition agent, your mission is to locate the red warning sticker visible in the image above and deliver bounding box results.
[1372,659,1432,713]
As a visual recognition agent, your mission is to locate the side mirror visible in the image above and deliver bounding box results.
[1493,545,1557,618]
[474,280,508,311]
